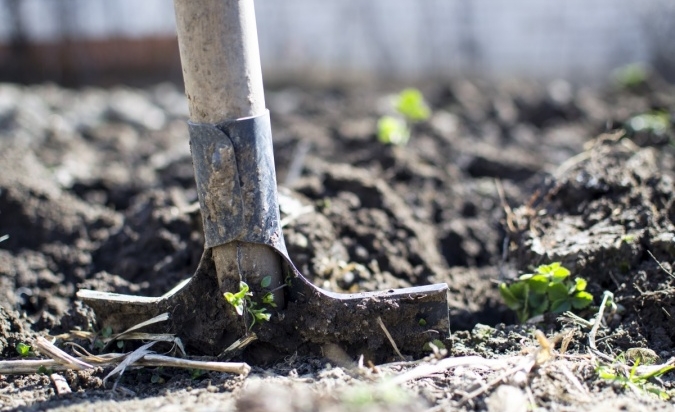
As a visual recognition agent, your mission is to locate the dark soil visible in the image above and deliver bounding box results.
[0,76,674,411]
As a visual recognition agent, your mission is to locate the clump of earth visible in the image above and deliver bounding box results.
[0,75,674,411]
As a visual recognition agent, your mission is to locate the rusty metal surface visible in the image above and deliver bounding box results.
[78,249,243,354]
[78,249,449,360]
[189,112,287,253]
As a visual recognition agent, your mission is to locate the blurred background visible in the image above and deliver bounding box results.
[1,0,674,87]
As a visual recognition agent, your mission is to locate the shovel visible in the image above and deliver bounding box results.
[77,0,449,361]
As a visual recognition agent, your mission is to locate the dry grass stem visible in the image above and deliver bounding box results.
[376,316,405,362]
[137,354,251,375]
[104,342,157,389]
[647,250,675,279]
[588,291,614,362]
[390,355,512,385]
[35,336,93,371]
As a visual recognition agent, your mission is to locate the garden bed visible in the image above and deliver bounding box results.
[0,76,674,410]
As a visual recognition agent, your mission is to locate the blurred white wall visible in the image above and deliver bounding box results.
[1,0,673,83]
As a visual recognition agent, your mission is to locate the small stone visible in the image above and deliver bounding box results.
[486,385,527,412]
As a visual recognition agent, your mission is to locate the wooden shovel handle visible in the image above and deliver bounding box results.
[174,0,284,311]
[174,0,265,122]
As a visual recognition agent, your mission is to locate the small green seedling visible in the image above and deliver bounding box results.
[620,234,636,244]
[499,262,593,323]
[101,326,113,338]
[377,116,410,146]
[597,354,674,400]
[224,278,276,330]
[627,111,670,136]
[377,88,431,146]
[151,367,165,384]
[224,281,250,316]
[16,342,32,357]
[189,368,205,380]
[612,63,648,89]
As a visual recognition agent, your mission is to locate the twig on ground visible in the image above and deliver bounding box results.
[0,359,87,374]
[102,312,171,352]
[588,291,614,362]
[559,329,575,354]
[377,316,405,362]
[104,342,157,390]
[218,333,258,359]
[35,336,93,371]
[0,346,251,377]
[138,354,251,375]
[390,356,512,385]
[647,250,675,279]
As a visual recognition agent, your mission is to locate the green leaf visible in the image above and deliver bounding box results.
[628,111,670,135]
[224,292,245,316]
[550,299,571,314]
[499,283,522,310]
[571,291,593,309]
[254,311,271,322]
[529,294,549,317]
[101,326,113,338]
[423,339,447,351]
[527,291,547,310]
[16,342,31,357]
[518,273,533,281]
[260,276,272,288]
[234,282,250,299]
[547,282,570,301]
[509,281,527,300]
[597,366,618,380]
[395,88,430,122]
[527,274,549,294]
[190,369,204,380]
[262,292,277,307]
[535,262,570,281]
[377,116,410,146]
[573,277,587,292]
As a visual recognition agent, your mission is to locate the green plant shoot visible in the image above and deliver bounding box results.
[627,111,670,136]
[224,281,250,316]
[499,262,593,322]
[597,355,674,400]
[377,116,410,146]
[224,280,276,329]
[16,342,31,357]
[260,275,272,288]
[395,88,431,122]
[377,88,430,146]
[613,63,648,89]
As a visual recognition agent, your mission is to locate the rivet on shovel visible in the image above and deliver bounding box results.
[77,0,449,360]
